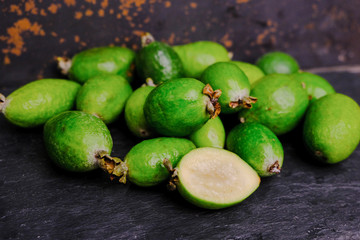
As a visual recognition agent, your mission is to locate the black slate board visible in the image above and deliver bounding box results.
[1,72,360,240]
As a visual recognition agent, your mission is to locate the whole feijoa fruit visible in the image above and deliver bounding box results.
[256,51,299,75]
[189,117,225,148]
[231,61,265,87]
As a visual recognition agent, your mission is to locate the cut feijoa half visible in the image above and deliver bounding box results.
[169,147,260,209]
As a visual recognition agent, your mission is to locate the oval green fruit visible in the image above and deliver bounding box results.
[124,85,155,138]
[238,74,309,135]
[231,61,265,87]
[43,111,113,172]
[135,33,183,85]
[189,117,225,148]
[201,62,256,114]
[121,137,195,187]
[144,78,221,137]
[173,41,230,79]
[76,75,132,124]
[256,51,299,75]
[172,147,260,209]
[303,93,360,164]
[58,46,135,83]
[227,123,284,177]
[1,79,80,128]
[291,72,335,103]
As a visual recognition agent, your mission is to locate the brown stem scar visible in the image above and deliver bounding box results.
[229,96,257,109]
[97,151,128,184]
[141,32,155,47]
[0,94,5,111]
[57,57,72,75]
[145,78,157,86]
[163,158,179,191]
[240,117,245,123]
[203,84,222,119]
[268,161,281,174]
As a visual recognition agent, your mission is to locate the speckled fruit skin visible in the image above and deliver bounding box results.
[125,86,155,138]
[231,61,265,87]
[2,79,80,128]
[135,41,183,84]
[76,75,132,124]
[238,74,309,135]
[173,41,230,79]
[227,123,284,177]
[201,62,251,114]
[43,111,113,172]
[256,51,299,75]
[144,78,211,137]
[125,137,196,187]
[68,46,135,83]
[291,72,335,103]
[189,117,225,148]
[303,93,360,164]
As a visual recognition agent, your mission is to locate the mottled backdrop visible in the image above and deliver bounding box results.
[1,0,360,86]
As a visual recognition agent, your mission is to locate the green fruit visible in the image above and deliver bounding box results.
[238,74,309,135]
[200,62,256,114]
[144,78,221,137]
[174,41,230,79]
[231,61,265,87]
[291,72,335,103]
[1,79,80,128]
[76,75,132,124]
[189,117,225,148]
[172,147,260,209]
[58,46,135,83]
[135,33,183,85]
[303,93,360,164]
[43,111,113,172]
[256,51,299,75]
[227,123,284,177]
[124,85,155,138]
[122,137,195,187]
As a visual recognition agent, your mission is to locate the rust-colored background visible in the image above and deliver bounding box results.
[1,0,360,86]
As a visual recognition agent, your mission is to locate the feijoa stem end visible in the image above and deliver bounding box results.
[57,57,72,75]
[268,160,281,174]
[203,84,222,119]
[229,96,258,109]
[163,158,179,191]
[97,151,128,184]
[0,94,5,112]
[141,32,155,47]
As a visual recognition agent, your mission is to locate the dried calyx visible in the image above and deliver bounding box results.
[0,94,5,112]
[141,32,155,48]
[268,160,281,174]
[97,151,128,183]
[229,96,258,109]
[203,84,222,119]
[57,57,72,75]
[163,158,179,191]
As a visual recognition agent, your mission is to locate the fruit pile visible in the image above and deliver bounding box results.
[1,33,359,210]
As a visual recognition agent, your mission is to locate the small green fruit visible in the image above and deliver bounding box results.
[125,85,156,138]
[135,33,183,85]
[1,79,80,128]
[144,78,221,137]
[201,62,256,114]
[231,61,265,87]
[189,117,225,148]
[57,46,135,83]
[256,51,299,75]
[227,123,284,177]
[170,147,260,209]
[173,41,230,79]
[238,74,309,135]
[76,75,132,124]
[303,93,360,164]
[291,72,335,103]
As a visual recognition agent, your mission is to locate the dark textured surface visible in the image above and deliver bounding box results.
[0,72,359,239]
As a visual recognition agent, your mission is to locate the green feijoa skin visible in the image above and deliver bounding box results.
[256,51,299,75]
[76,75,132,124]
[144,78,221,137]
[124,85,156,138]
[57,46,135,84]
[167,147,260,209]
[238,74,309,135]
[117,137,196,187]
[201,62,256,114]
[173,41,231,79]
[303,93,360,164]
[227,123,284,177]
[1,79,80,128]
[43,111,115,172]
[231,61,265,87]
[291,72,335,103]
[189,117,225,148]
[135,33,183,85]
